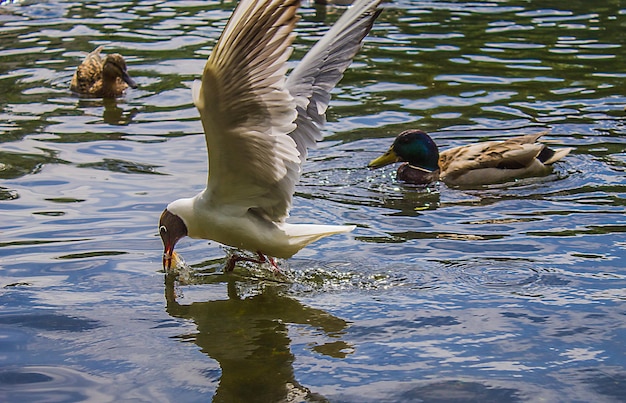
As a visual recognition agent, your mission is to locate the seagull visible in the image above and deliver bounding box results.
[159,0,382,271]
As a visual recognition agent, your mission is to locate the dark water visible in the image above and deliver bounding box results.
[1,0,625,401]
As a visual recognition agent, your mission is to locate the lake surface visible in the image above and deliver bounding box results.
[1,0,625,401]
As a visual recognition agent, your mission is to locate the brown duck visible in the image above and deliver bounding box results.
[70,46,137,98]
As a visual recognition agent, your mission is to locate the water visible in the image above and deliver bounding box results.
[1,0,625,401]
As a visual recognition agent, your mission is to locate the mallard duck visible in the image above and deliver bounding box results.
[368,129,572,186]
[158,0,382,271]
[70,46,137,98]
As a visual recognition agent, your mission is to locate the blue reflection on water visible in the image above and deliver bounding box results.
[0,0,625,401]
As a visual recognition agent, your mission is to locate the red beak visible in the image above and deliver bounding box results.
[163,245,173,270]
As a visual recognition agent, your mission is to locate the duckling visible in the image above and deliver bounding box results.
[70,46,137,98]
[369,129,572,186]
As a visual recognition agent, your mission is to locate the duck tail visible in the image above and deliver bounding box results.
[537,146,573,165]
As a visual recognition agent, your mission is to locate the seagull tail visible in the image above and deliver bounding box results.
[280,223,356,255]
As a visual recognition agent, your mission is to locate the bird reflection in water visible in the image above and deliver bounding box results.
[102,98,138,126]
[164,273,353,402]
[74,98,138,127]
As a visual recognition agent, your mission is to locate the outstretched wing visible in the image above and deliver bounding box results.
[286,0,382,162]
[193,0,301,222]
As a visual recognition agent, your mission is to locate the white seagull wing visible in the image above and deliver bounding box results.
[193,0,301,222]
[286,0,382,162]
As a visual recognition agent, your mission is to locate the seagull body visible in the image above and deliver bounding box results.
[164,196,351,259]
[160,0,382,269]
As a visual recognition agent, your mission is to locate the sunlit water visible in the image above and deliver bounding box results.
[1,0,625,401]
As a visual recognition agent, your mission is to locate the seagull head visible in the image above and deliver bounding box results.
[159,208,188,270]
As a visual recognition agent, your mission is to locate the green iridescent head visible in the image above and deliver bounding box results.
[369,129,439,172]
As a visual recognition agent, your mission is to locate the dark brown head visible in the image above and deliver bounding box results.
[159,209,188,270]
[102,54,138,89]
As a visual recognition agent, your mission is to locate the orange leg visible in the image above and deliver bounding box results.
[224,251,279,272]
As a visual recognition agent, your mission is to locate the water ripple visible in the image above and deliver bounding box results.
[0,0,625,401]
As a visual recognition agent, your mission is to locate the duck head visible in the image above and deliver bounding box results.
[159,209,188,270]
[368,129,440,172]
[102,53,137,89]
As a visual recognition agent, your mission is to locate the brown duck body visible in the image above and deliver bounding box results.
[437,132,572,186]
[369,130,573,187]
[70,46,137,98]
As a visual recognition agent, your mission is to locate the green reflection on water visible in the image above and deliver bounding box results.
[165,274,349,402]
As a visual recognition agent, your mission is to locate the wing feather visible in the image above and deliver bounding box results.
[286,0,382,161]
[440,133,548,176]
[192,0,381,222]
[193,0,301,221]
[70,46,104,93]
